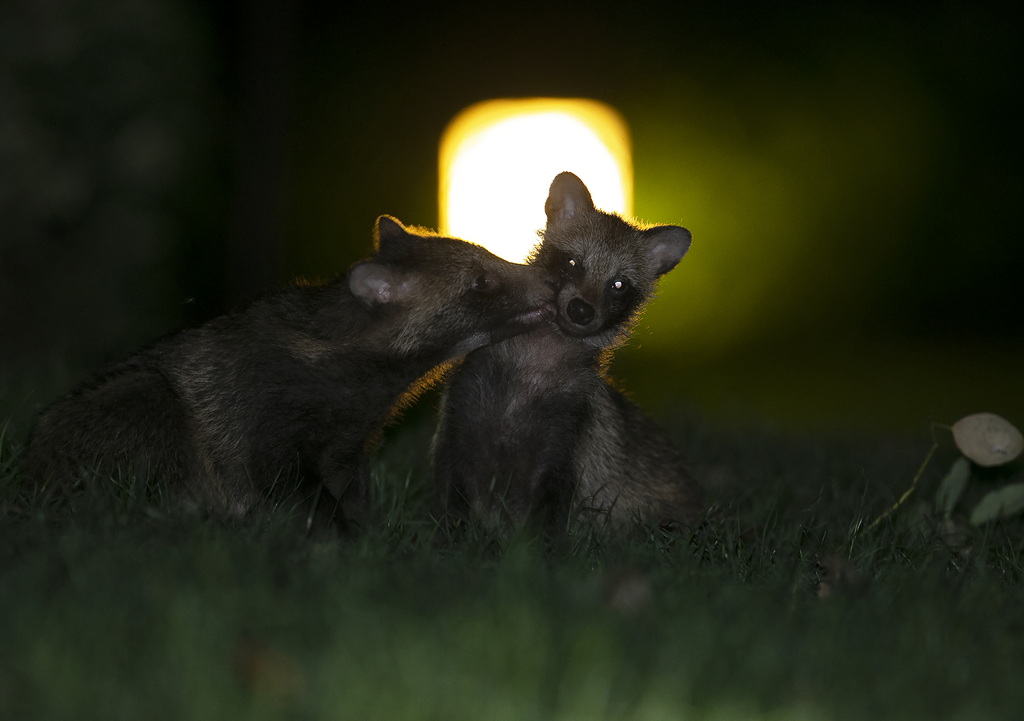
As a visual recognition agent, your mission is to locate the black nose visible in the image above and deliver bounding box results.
[566,298,595,326]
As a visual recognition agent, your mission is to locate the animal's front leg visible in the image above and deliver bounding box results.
[315,442,368,534]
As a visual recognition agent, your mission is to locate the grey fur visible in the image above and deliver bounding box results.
[23,216,556,531]
[434,172,703,533]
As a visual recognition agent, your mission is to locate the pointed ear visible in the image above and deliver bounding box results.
[644,225,692,276]
[348,260,414,307]
[544,172,596,226]
[373,215,415,257]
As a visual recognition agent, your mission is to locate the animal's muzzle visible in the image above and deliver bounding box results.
[566,298,596,327]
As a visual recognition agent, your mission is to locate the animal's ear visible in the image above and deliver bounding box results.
[373,215,416,259]
[544,172,596,226]
[644,225,692,276]
[348,260,415,307]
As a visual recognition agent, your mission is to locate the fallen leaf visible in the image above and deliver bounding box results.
[815,554,866,599]
[952,413,1023,467]
[232,637,305,699]
[603,565,652,615]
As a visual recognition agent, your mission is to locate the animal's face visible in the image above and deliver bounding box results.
[534,213,653,343]
[532,172,691,348]
[349,216,557,356]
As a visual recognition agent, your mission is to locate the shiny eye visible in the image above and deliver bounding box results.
[610,277,630,294]
[558,255,583,279]
[471,274,498,293]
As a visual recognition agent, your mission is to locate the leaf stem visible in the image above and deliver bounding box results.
[864,440,939,532]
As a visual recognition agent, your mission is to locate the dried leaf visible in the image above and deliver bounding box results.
[969,483,1024,526]
[952,413,1024,467]
[603,565,652,615]
[815,554,866,599]
[232,638,305,698]
[934,455,971,518]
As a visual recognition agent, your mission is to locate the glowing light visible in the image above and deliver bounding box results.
[440,98,632,262]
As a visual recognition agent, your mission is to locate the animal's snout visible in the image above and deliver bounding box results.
[566,298,595,326]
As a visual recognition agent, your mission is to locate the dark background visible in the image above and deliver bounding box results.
[2,0,1022,440]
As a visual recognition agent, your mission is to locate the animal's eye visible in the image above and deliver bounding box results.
[471,274,498,293]
[610,277,630,294]
[555,254,583,279]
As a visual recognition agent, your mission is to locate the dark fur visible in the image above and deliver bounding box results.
[23,216,555,531]
[433,172,704,533]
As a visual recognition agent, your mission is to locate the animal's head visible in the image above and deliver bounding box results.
[349,216,556,357]
[532,171,691,349]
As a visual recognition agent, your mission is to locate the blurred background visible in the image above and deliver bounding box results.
[2,0,1022,442]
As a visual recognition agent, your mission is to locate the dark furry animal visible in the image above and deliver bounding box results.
[23,216,556,530]
[433,172,704,533]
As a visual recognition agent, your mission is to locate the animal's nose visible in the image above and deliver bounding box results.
[566,298,595,326]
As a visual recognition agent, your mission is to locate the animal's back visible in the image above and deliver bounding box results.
[22,350,200,507]
[574,383,703,528]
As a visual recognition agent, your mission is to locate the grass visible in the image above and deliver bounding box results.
[2,411,1024,720]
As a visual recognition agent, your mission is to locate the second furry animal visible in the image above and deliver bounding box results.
[434,172,704,533]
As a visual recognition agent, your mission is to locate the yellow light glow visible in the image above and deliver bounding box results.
[440,98,632,262]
